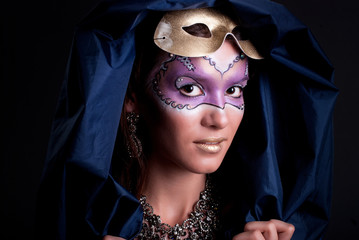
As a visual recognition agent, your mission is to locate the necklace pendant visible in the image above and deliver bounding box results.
[137,179,219,240]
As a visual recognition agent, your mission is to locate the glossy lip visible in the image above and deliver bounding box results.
[194,137,226,154]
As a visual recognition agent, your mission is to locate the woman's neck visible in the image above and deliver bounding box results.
[141,157,206,226]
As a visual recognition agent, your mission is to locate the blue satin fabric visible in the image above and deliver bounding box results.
[36,0,338,239]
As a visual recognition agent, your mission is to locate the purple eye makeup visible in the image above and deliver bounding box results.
[151,47,248,110]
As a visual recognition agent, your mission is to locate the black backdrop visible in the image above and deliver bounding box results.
[1,0,358,239]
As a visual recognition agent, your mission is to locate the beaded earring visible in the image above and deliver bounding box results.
[126,112,143,158]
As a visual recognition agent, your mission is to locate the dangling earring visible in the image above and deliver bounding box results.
[126,112,143,158]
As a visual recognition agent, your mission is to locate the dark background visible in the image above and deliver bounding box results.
[1,0,358,239]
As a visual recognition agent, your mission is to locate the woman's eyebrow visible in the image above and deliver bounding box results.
[175,75,203,85]
[180,73,210,84]
[174,75,208,89]
[175,72,248,85]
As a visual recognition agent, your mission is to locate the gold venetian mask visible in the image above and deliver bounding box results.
[154,8,263,59]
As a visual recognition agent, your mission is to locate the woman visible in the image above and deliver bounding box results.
[36,0,337,240]
[102,7,296,239]
[103,7,294,239]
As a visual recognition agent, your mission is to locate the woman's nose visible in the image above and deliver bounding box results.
[200,106,229,129]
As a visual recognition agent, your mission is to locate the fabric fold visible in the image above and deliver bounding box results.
[36,0,338,239]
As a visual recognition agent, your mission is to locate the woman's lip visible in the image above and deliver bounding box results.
[194,137,226,144]
[195,143,222,153]
[194,138,226,153]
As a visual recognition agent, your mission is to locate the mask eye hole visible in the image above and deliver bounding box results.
[232,26,249,40]
[182,23,212,38]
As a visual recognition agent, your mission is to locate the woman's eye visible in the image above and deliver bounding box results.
[179,84,204,97]
[226,86,242,98]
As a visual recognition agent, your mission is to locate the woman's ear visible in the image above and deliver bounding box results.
[124,91,139,113]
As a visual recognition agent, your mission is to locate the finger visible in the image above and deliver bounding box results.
[269,219,295,240]
[244,221,278,240]
[232,230,265,240]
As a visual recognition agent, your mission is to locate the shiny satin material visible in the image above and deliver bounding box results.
[36,0,338,240]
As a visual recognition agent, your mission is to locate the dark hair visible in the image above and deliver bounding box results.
[111,11,164,196]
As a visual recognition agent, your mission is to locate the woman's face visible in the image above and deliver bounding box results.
[142,40,248,174]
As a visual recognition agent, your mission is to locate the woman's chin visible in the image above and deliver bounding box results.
[186,159,224,175]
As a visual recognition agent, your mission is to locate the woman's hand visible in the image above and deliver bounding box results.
[102,219,294,240]
[232,219,295,240]
[103,236,126,240]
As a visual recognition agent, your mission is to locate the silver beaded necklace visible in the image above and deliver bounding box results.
[136,180,219,240]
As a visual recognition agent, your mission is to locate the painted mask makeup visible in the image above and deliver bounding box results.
[152,40,249,110]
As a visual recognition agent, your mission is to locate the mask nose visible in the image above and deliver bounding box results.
[205,89,226,109]
[200,106,229,129]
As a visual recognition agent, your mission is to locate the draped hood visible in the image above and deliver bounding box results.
[36,0,338,239]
